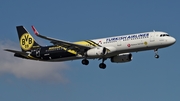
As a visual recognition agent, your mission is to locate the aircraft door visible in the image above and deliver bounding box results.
[117,40,121,46]
[150,32,155,42]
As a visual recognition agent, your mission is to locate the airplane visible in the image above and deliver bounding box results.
[4,26,176,69]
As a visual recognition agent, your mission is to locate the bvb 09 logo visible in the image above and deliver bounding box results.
[20,33,34,50]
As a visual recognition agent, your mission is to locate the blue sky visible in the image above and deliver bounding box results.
[0,0,180,101]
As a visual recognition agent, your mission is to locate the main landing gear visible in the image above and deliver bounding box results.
[99,58,106,69]
[81,58,107,69]
[99,63,106,69]
[154,48,159,59]
[82,59,89,65]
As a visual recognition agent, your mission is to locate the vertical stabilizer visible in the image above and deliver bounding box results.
[16,26,41,52]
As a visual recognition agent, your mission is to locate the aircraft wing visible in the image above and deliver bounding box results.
[31,26,91,55]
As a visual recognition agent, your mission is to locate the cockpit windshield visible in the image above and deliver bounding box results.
[160,34,170,37]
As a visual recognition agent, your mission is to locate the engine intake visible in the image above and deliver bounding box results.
[111,53,132,63]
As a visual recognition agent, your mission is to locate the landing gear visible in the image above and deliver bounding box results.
[81,58,107,69]
[99,58,107,69]
[99,63,106,69]
[154,49,160,59]
[155,55,159,58]
[82,59,89,65]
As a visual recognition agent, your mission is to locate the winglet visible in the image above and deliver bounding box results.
[31,26,39,35]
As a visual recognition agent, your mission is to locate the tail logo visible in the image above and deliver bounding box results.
[20,33,34,51]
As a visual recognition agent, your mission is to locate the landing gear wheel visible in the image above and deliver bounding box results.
[99,63,106,69]
[155,55,159,59]
[82,59,89,65]
[154,49,159,59]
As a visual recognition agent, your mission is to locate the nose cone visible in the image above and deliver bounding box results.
[168,37,176,45]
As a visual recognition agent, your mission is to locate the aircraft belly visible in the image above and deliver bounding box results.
[48,56,82,62]
[34,49,80,62]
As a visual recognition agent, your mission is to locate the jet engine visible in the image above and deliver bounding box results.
[86,47,108,57]
[111,53,132,63]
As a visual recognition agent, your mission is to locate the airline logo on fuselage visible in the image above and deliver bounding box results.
[20,33,34,50]
[106,33,149,42]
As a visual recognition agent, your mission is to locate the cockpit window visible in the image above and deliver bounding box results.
[160,34,170,37]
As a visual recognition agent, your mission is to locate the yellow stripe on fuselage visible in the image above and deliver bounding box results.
[74,40,100,47]
[87,40,101,47]
[65,40,100,54]
[46,40,100,55]
[74,41,90,47]
[27,55,39,60]
[48,46,77,55]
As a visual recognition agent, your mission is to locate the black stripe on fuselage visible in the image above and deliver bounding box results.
[84,40,96,47]
[29,45,76,61]
[85,40,101,47]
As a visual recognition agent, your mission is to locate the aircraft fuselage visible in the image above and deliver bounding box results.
[18,31,175,62]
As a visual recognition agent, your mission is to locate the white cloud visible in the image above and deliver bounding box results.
[0,41,69,83]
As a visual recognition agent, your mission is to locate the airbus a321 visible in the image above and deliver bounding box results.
[4,26,176,69]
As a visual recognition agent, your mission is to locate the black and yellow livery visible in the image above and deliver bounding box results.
[4,25,132,69]
[4,26,104,62]
[17,26,41,51]
[5,26,82,61]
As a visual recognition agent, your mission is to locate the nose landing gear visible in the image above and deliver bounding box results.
[154,49,159,59]
[155,54,159,58]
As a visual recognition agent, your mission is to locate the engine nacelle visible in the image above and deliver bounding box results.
[111,53,132,63]
[86,47,107,57]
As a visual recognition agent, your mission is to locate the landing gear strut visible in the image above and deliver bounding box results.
[99,58,106,69]
[82,59,89,65]
[154,49,159,59]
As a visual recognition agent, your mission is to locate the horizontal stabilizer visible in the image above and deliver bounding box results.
[4,49,29,56]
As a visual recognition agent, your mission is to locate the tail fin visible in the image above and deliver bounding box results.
[16,26,41,52]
